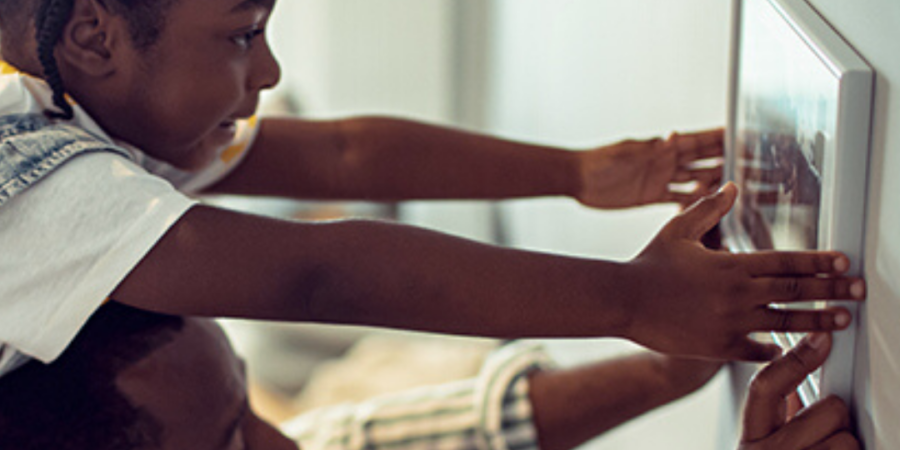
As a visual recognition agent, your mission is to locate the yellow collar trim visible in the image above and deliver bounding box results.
[0,60,21,75]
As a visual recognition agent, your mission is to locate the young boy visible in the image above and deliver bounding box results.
[0,0,864,378]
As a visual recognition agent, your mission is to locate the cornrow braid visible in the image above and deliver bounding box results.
[35,0,75,120]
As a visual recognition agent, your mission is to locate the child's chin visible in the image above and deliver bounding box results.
[207,121,239,149]
[174,125,239,170]
[166,143,222,172]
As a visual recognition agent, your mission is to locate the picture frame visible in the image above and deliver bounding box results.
[722,0,874,405]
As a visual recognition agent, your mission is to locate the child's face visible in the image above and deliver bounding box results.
[93,0,281,170]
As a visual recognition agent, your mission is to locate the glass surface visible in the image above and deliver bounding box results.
[733,0,838,255]
[731,0,842,398]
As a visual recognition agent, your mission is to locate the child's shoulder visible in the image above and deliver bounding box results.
[0,112,131,207]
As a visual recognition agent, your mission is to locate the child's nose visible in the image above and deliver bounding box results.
[251,43,282,91]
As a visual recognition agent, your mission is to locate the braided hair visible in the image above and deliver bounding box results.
[35,0,76,120]
[0,0,178,120]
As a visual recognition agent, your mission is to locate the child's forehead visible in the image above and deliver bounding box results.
[167,0,276,24]
[145,0,275,39]
[229,0,277,12]
[178,0,276,13]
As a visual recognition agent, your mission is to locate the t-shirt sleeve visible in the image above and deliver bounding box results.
[0,152,197,369]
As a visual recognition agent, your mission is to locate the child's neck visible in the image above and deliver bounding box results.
[0,47,44,79]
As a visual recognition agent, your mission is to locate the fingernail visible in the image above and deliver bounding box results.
[717,183,735,196]
[850,281,866,299]
[808,333,828,349]
[835,312,852,328]
[833,256,849,273]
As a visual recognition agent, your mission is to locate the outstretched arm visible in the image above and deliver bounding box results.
[203,117,721,208]
[280,343,720,450]
[112,184,864,361]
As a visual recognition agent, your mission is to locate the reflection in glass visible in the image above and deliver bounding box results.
[731,0,841,400]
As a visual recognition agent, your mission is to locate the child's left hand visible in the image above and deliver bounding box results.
[621,183,865,361]
[576,129,724,209]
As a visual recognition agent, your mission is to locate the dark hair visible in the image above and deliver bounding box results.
[0,302,184,450]
[0,0,178,119]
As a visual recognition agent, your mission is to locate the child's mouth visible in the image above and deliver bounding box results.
[208,120,239,148]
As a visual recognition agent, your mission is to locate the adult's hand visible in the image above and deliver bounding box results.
[740,333,860,449]
[576,129,723,209]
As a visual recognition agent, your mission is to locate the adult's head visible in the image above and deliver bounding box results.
[0,0,281,170]
[0,303,297,449]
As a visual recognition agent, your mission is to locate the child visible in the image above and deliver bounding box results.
[0,0,864,377]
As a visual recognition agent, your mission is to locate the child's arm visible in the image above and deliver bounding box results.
[202,117,721,208]
[111,184,863,361]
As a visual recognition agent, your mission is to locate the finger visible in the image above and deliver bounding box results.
[755,308,854,333]
[673,170,693,183]
[667,178,723,208]
[670,128,725,150]
[775,396,852,449]
[752,277,866,304]
[733,251,851,277]
[673,166,722,183]
[677,144,725,165]
[663,182,738,240]
[741,333,831,442]
[691,166,724,183]
[807,431,861,450]
[669,130,724,163]
[666,191,704,207]
[786,391,803,418]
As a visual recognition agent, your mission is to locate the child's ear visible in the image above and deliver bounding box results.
[56,0,125,78]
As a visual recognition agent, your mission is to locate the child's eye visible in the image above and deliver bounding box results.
[232,29,264,50]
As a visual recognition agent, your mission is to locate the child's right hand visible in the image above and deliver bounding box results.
[621,183,865,361]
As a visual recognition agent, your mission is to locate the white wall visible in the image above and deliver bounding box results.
[484,1,900,448]
[483,2,731,449]
[802,1,900,448]
[267,0,454,121]
[266,0,498,242]
[485,0,729,261]
[265,1,900,447]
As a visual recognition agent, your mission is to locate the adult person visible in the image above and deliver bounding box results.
[0,303,858,449]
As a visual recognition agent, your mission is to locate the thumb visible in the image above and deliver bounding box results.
[664,182,737,241]
[741,333,832,442]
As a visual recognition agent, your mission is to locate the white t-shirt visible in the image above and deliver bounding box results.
[0,61,259,376]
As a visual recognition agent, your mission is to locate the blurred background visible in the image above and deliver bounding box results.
[214,1,734,449]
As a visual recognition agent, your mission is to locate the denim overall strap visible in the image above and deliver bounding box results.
[0,113,130,207]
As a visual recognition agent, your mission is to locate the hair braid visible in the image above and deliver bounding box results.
[35,0,75,120]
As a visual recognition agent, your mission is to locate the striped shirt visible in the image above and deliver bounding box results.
[282,342,553,450]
